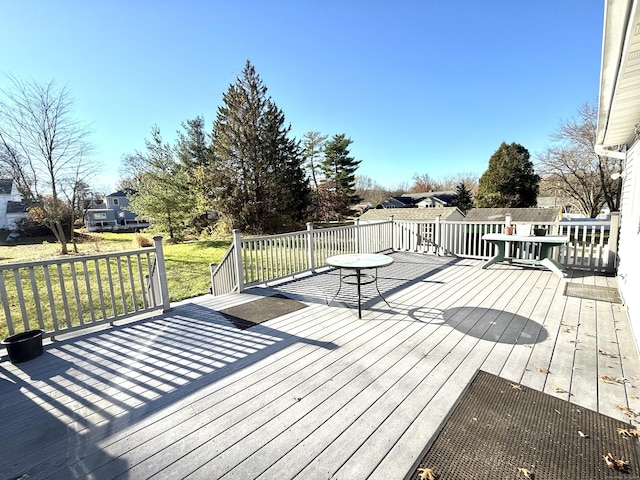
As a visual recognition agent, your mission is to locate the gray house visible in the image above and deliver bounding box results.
[85,190,149,232]
[377,191,456,209]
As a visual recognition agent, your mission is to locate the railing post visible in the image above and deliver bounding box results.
[355,218,360,253]
[389,215,395,251]
[233,229,245,293]
[153,236,171,312]
[608,211,620,273]
[434,215,442,255]
[307,222,315,272]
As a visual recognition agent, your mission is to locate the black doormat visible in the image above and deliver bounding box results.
[409,371,640,479]
[219,294,307,330]
[564,283,622,304]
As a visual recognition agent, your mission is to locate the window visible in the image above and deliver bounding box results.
[94,212,107,220]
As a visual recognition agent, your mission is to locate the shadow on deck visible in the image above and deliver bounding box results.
[0,252,637,479]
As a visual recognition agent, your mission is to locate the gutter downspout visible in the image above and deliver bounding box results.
[594,144,627,160]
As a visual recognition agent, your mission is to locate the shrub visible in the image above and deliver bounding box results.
[134,234,154,248]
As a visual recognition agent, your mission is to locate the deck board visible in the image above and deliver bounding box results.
[1,252,638,480]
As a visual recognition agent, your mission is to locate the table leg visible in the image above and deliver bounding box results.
[539,244,566,278]
[327,268,344,307]
[373,267,392,308]
[539,258,566,278]
[483,240,507,269]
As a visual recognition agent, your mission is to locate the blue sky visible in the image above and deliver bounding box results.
[2,1,604,193]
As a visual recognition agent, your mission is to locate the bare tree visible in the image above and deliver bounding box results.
[536,102,622,217]
[0,76,95,253]
[355,174,391,207]
[439,172,479,192]
[409,173,443,192]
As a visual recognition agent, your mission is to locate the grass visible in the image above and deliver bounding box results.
[0,231,232,303]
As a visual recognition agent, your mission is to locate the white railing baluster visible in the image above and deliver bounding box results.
[27,267,45,331]
[0,273,14,336]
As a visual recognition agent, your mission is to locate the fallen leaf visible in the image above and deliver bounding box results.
[578,430,589,438]
[616,404,638,419]
[599,374,624,384]
[616,458,630,471]
[552,386,567,393]
[537,367,550,374]
[617,427,640,437]
[511,383,522,390]
[603,453,630,472]
[417,467,436,480]
[518,467,535,479]
[603,453,615,469]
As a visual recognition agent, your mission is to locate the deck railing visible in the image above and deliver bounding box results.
[210,214,619,296]
[210,220,394,294]
[0,236,170,341]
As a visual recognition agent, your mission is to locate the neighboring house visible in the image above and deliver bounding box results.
[596,0,640,351]
[360,206,464,222]
[0,179,29,230]
[464,207,562,224]
[85,190,149,232]
[377,191,456,209]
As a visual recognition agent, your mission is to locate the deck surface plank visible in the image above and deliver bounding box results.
[1,252,638,480]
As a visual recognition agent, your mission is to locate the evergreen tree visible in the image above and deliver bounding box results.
[451,182,474,213]
[176,116,214,231]
[302,131,327,189]
[209,61,310,232]
[121,126,195,240]
[476,142,539,208]
[321,134,361,205]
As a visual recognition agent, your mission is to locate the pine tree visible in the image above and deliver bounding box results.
[210,61,310,232]
[123,127,196,240]
[321,134,361,208]
[451,182,474,213]
[302,131,327,189]
[476,142,539,208]
[176,116,213,231]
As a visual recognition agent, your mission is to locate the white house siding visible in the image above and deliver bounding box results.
[617,140,640,351]
[0,181,22,230]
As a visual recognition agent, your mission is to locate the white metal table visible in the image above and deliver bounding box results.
[325,253,394,318]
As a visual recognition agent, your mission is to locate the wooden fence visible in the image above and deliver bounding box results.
[1,236,170,341]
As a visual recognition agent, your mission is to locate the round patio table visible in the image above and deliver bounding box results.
[325,253,394,318]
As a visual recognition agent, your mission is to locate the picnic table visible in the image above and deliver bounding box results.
[482,233,570,278]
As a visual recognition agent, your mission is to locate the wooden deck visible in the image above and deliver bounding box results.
[1,252,638,480]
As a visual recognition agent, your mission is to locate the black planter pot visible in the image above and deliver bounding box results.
[1,329,45,364]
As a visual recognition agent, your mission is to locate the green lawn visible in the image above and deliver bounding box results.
[0,231,232,303]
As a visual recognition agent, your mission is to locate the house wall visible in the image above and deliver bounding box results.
[0,182,22,230]
[617,139,640,352]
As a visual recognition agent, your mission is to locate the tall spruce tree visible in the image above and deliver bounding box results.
[321,134,361,205]
[176,116,213,230]
[209,61,310,232]
[476,142,539,208]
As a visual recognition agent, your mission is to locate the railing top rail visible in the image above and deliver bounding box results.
[237,220,394,244]
[240,229,308,242]
[0,246,155,271]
